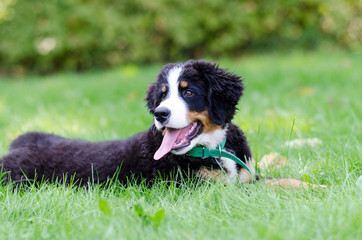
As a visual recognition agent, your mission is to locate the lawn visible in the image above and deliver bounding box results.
[0,51,361,239]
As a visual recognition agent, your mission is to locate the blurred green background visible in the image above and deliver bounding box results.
[0,0,361,76]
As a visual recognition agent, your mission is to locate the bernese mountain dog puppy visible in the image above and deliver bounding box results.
[0,60,255,185]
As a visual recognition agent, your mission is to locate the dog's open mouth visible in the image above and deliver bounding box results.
[154,121,202,160]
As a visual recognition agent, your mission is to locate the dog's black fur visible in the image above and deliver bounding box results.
[0,60,252,185]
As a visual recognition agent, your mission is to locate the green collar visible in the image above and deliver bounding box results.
[187,137,254,177]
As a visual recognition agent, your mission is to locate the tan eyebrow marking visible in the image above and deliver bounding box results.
[162,85,166,93]
[180,80,188,88]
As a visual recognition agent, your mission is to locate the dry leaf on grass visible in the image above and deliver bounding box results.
[257,152,327,190]
[258,152,288,171]
[260,178,327,190]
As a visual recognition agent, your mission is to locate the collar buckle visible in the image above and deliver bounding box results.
[201,147,206,159]
[218,144,222,159]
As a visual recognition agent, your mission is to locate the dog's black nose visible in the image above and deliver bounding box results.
[154,107,170,124]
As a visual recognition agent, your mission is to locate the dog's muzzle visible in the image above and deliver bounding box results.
[154,107,170,125]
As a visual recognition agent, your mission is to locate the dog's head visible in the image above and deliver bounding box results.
[146,60,244,160]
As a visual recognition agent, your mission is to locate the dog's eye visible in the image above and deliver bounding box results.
[183,90,193,97]
[161,93,166,99]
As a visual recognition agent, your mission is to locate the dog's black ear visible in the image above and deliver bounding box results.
[145,81,159,114]
[190,60,244,125]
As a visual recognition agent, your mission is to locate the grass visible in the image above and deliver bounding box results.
[0,51,361,239]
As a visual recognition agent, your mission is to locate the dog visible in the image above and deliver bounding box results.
[0,60,256,185]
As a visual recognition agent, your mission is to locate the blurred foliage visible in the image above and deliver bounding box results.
[0,0,361,75]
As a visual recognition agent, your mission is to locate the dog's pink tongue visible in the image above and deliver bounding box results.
[154,128,182,160]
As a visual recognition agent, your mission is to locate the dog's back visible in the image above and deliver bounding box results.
[1,132,130,184]
[10,132,68,150]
